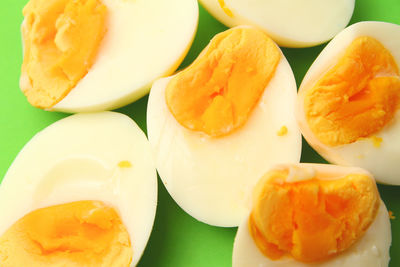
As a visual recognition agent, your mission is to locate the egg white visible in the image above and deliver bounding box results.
[233,163,391,267]
[199,0,354,47]
[147,44,301,227]
[49,0,198,112]
[297,21,400,185]
[0,112,157,266]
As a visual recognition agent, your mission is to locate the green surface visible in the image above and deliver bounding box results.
[0,0,400,266]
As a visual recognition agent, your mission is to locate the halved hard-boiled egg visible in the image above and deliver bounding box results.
[233,163,391,267]
[20,0,198,112]
[199,0,354,47]
[297,21,400,185]
[147,26,302,227]
[0,112,157,266]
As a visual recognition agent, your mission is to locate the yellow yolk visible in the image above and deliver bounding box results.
[0,201,132,267]
[371,136,383,148]
[118,160,133,168]
[249,170,380,263]
[20,0,107,109]
[165,27,281,137]
[277,126,288,136]
[218,0,234,18]
[304,36,400,146]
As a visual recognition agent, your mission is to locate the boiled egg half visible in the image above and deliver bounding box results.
[297,21,400,185]
[20,0,198,112]
[199,0,354,47]
[147,26,301,227]
[0,112,157,266]
[233,163,391,267]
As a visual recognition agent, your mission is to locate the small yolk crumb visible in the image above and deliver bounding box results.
[165,27,281,137]
[371,136,383,148]
[304,36,400,146]
[389,211,396,220]
[249,169,380,263]
[118,161,132,168]
[20,0,107,109]
[218,0,234,17]
[0,201,132,267]
[277,126,288,136]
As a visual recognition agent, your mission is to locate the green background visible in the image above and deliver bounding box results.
[1,0,400,266]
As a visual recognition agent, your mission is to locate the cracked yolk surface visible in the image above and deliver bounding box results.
[0,201,132,267]
[20,0,107,109]
[304,36,400,146]
[249,169,380,263]
[165,27,281,137]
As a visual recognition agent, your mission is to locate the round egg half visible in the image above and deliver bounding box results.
[0,112,157,266]
[147,26,302,227]
[199,0,354,47]
[20,0,198,112]
[233,163,391,267]
[297,21,400,185]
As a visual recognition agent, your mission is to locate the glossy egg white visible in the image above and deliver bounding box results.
[0,112,157,266]
[199,0,354,47]
[297,21,400,185]
[45,0,198,112]
[233,163,391,267]
[147,36,302,227]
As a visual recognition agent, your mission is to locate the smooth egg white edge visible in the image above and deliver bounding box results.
[233,200,391,267]
[199,0,354,47]
[297,21,400,185]
[51,0,198,113]
[0,112,157,266]
[147,53,302,227]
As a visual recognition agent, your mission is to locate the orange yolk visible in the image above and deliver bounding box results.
[165,27,281,137]
[389,211,396,220]
[304,36,400,146]
[249,169,380,263]
[20,0,107,109]
[0,201,132,267]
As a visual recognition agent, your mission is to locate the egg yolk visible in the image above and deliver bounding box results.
[218,0,234,18]
[249,169,380,262]
[304,36,400,146]
[20,0,107,109]
[165,27,281,137]
[0,201,132,267]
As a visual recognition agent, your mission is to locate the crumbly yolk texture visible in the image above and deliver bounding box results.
[249,170,380,263]
[20,0,107,109]
[165,27,281,137]
[0,201,132,267]
[304,36,400,146]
